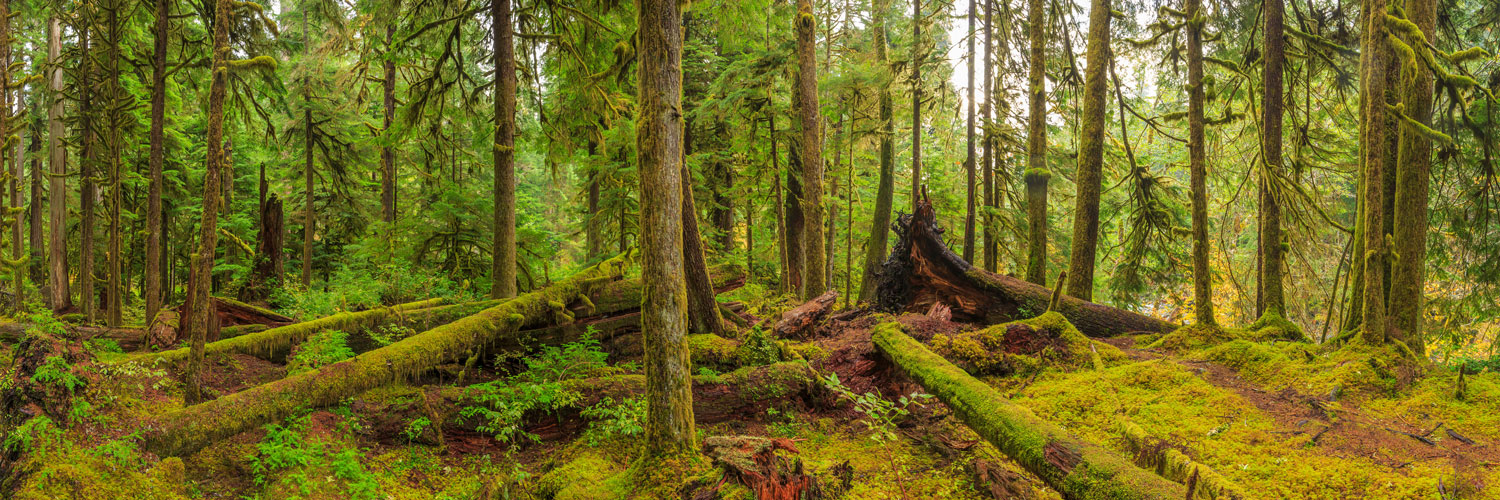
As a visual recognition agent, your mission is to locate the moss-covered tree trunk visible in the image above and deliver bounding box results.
[1258,0,1286,319]
[1188,0,1214,325]
[962,0,976,264]
[682,160,725,335]
[909,0,922,212]
[491,0,517,299]
[145,0,169,324]
[1388,0,1435,348]
[80,21,96,323]
[381,25,397,225]
[873,323,1189,499]
[140,257,627,458]
[1064,0,1111,302]
[637,0,696,456]
[858,0,896,303]
[104,3,124,328]
[1023,0,1047,287]
[300,5,314,288]
[27,98,42,290]
[1357,0,1391,343]
[785,87,806,296]
[796,0,826,300]
[183,0,231,405]
[45,17,69,312]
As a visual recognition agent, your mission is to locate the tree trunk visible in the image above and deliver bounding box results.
[682,161,725,335]
[1388,0,1435,348]
[784,103,805,296]
[858,0,896,303]
[146,0,169,324]
[239,193,284,302]
[872,323,1190,499]
[0,0,14,312]
[381,25,397,225]
[1023,0,1047,286]
[637,0,695,456]
[962,0,976,264]
[140,257,628,458]
[1188,0,1214,325]
[301,4,314,288]
[491,0,517,299]
[1357,0,1391,343]
[1258,0,1286,320]
[81,22,96,323]
[586,138,601,260]
[1064,0,1111,302]
[28,99,43,290]
[774,290,836,339]
[183,0,232,405]
[45,17,69,312]
[797,0,825,300]
[876,200,1176,336]
[982,0,997,274]
[105,4,123,328]
[909,0,922,212]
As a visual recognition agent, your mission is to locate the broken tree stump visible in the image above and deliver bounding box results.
[874,199,1176,337]
[773,290,837,339]
[138,255,629,458]
[872,321,1189,499]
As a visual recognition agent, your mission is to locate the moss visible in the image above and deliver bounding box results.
[1150,311,1307,352]
[686,334,738,370]
[785,341,828,363]
[872,322,1188,499]
[535,450,626,499]
[713,361,813,402]
[928,312,1121,376]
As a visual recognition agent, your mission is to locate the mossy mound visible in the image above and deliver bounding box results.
[927,312,1123,376]
[534,449,627,499]
[1149,313,1308,352]
[1197,338,1419,398]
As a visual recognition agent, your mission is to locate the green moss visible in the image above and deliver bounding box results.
[686,334,739,370]
[928,312,1120,375]
[535,450,627,499]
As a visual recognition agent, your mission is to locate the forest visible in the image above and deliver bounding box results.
[0,0,1496,496]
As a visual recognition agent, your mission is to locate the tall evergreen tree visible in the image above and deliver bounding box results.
[1064,0,1111,301]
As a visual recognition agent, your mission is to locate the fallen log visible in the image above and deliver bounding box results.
[874,199,1176,337]
[872,321,1188,499]
[773,290,837,339]
[121,298,451,366]
[1118,421,1246,500]
[138,255,628,458]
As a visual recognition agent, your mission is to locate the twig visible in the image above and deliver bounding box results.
[1446,428,1477,445]
[1383,427,1436,446]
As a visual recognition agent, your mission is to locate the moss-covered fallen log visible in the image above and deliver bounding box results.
[875,200,1175,337]
[872,322,1189,499]
[137,255,627,458]
[121,298,450,366]
[1118,421,1245,500]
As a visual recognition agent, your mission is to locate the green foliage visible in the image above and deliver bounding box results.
[246,413,381,500]
[32,356,83,394]
[579,396,646,446]
[460,334,610,443]
[401,417,431,444]
[285,330,355,374]
[820,373,929,444]
[734,326,781,366]
[3,416,62,454]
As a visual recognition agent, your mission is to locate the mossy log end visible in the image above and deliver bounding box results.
[1118,421,1245,500]
[874,200,1175,337]
[872,322,1188,500]
[138,255,629,458]
[928,312,1124,376]
[122,298,450,366]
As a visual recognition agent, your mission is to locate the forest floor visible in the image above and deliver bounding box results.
[0,288,1496,499]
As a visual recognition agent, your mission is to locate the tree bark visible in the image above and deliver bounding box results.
[982,0,997,274]
[81,21,96,323]
[962,0,976,264]
[858,0,896,303]
[45,17,69,312]
[105,3,123,328]
[637,0,695,456]
[1357,0,1391,343]
[27,98,42,290]
[300,5,314,288]
[875,200,1176,336]
[1064,0,1111,302]
[491,0,517,299]
[774,290,836,339]
[1023,0,1047,287]
[140,257,628,458]
[1388,0,1435,348]
[797,0,826,300]
[0,0,14,312]
[381,25,397,225]
[873,322,1190,499]
[1258,0,1286,319]
[183,0,232,405]
[909,0,922,212]
[1188,0,1215,325]
[146,0,169,324]
[682,161,725,335]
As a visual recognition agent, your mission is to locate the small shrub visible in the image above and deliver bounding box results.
[286,330,355,375]
[579,396,647,446]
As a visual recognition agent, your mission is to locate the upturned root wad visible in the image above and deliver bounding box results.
[874,200,1175,337]
[872,322,1191,499]
[138,255,629,458]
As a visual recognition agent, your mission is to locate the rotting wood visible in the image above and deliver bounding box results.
[121,298,450,366]
[1119,421,1246,499]
[138,254,629,458]
[773,290,836,339]
[872,321,1189,499]
[874,199,1175,337]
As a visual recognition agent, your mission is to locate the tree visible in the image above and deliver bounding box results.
[1258,0,1286,320]
[1188,0,1214,325]
[796,0,824,299]
[981,0,996,273]
[636,0,694,456]
[1064,0,1111,302]
[961,0,975,263]
[45,16,68,312]
[381,24,397,225]
[80,15,96,323]
[1356,0,1391,343]
[146,0,170,323]
[300,2,314,288]
[1022,0,1047,286]
[909,0,922,212]
[1388,0,1436,348]
[183,0,233,404]
[858,0,895,302]
[491,0,517,299]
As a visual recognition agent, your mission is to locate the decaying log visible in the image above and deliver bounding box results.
[695,436,846,500]
[362,361,818,445]
[872,322,1189,499]
[1118,421,1245,499]
[773,290,837,339]
[149,297,299,348]
[122,298,451,366]
[874,200,1176,337]
[138,255,629,458]
[0,322,144,346]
